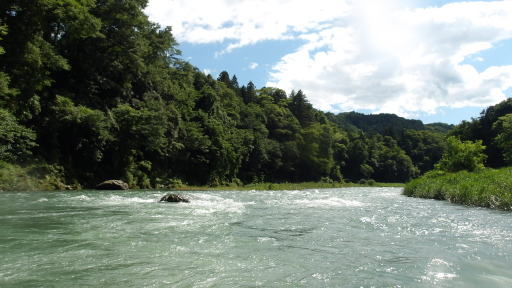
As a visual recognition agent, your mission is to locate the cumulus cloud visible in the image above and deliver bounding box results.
[249,62,259,69]
[146,0,512,117]
[145,0,350,54]
[267,0,512,117]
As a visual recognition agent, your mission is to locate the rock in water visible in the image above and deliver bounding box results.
[96,180,129,190]
[159,193,190,203]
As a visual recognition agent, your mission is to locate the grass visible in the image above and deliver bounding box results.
[403,166,512,210]
[171,181,405,191]
[1,161,404,192]
[0,161,74,191]
[0,161,40,191]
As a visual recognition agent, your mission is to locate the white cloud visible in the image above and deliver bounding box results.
[146,0,512,117]
[145,0,350,53]
[249,62,258,69]
[266,0,512,117]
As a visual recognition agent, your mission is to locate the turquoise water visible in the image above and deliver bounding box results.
[1,188,511,287]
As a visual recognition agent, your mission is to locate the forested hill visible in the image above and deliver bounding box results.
[0,1,506,190]
[327,112,425,134]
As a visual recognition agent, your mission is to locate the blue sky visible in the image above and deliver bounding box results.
[145,0,512,125]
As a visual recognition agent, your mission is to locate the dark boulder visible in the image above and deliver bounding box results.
[96,180,129,190]
[159,193,190,203]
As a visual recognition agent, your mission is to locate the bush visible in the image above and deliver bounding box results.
[436,136,486,172]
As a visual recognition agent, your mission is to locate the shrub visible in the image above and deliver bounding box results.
[436,136,486,172]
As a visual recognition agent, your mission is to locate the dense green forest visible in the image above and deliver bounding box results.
[0,1,510,190]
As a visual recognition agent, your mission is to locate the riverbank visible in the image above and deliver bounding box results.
[173,181,405,191]
[0,162,74,191]
[1,161,404,191]
[403,166,512,210]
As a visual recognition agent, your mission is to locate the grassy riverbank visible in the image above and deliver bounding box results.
[174,181,405,191]
[1,162,404,192]
[403,166,512,210]
[0,161,77,191]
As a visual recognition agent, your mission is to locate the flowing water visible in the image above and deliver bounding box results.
[1,188,511,287]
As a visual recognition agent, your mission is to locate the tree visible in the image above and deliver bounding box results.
[367,135,417,182]
[401,129,446,174]
[492,114,512,164]
[217,71,233,89]
[288,90,315,128]
[0,0,102,120]
[242,81,256,104]
[0,21,16,105]
[449,98,512,168]
[297,123,334,181]
[55,0,180,109]
[231,75,239,89]
[436,136,486,172]
[0,109,36,163]
[31,96,115,185]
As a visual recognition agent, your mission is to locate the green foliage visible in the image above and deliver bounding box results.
[404,167,512,210]
[36,96,115,185]
[333,111,425,134]
[425,122,454,133]
[449,98,512,168]
[0,0,102,120]
[0,161,70,191]
[401,129,446,174]
[492,114,512,164]
[0,161,39,191]
[0,109,36,163]
[0,22,16,105]
[297,123,334,181]
[288,90,316,128]
[436,136,486,173]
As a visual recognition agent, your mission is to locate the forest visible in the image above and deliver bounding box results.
[1,1,511,190]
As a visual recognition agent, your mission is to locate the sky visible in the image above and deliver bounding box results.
[144,0,512,125]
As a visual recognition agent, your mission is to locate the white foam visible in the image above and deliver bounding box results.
[72,195,91,201]
[94,195,157,205]
[257,237,275,242]
[429,258,452,266]
[294,197,364,208]
[188,193,247,215]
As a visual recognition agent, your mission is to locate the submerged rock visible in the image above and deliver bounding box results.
[159,193,190,203]
[96,180,129,190]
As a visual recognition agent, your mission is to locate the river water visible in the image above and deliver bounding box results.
[1,187,511,287]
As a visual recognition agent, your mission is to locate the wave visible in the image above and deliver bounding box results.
[293,197,364,208]
[180,193,248,215]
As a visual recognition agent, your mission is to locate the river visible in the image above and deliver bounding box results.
[1,187,511,287]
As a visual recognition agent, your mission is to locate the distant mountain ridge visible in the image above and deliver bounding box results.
[326,111,453,134]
